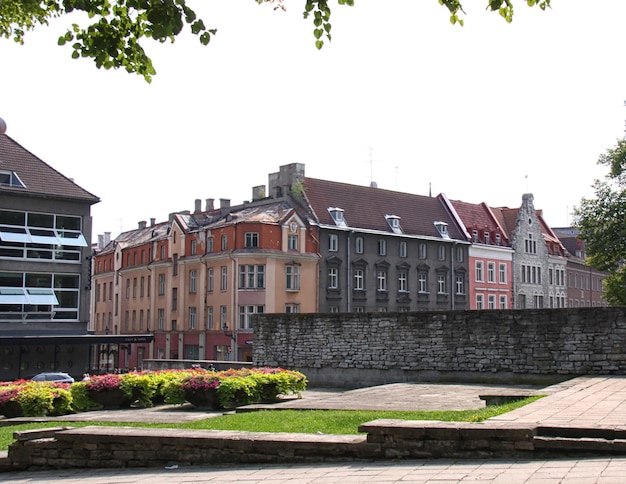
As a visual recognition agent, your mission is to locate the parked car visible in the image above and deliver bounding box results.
[31,372,75,383]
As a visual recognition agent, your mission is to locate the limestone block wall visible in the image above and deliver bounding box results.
[252,307,626,387]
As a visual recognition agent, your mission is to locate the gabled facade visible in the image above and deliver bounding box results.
[494,194,568,309]
[0,121,100,380]
[92,196,319,368]
[269,164,471,312]
[444,197,514,309]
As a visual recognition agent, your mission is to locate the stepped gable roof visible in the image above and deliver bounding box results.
[302,177,465,240]
[209,201,294,229]
[0,133,99,204]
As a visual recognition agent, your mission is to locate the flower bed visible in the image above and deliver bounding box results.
[0,367,307,417]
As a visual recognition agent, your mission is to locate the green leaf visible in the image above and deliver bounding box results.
[315,39,324,50]
[314,28,323,39]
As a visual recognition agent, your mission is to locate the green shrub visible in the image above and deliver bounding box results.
[120,372,157,407]
[70,382,98,411]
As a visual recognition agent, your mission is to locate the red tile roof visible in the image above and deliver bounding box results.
[303,177,465,239]
[0,134,99,204]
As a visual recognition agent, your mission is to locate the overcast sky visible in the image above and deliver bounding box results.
[3,0,625,242]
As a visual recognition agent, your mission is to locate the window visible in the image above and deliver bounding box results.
[158,274,165,295]
[221,266,227,291]
[437,245,445,261]
[132,310,137,331]
[378,239,386,256]
[124,311,129,331]
[285,265,300,290]
[398,271,408,292]
[139,309,144,331]
[399,241,407,258]
[288,234,298,250]
[238,305,264,329]
[418,243,427,259]
[437,274,447,294]
[220,306,227,330]
[455,274,464,294]
[475,261,484,282]
[190,240,197,255]
[328,267,338,289]
[476,294,484,309]
[126,278,130,299]
[207,268,214,292]
[132,278,137,298]
[172,320,177,332]
[173,254,178,276]
[239,264,265,289]
[354,269,364,290]
[328,306,338,313]
[484,232,490,245]
[487,262,495,283]
[377,270,387,291]
[0,170,26,188]
[355,237,364,254]
[207,237,214,253]
[158,309,164,330]
[488,294,496,309]
[328,208,346,226]
[285,304,300,313]
[172,288,178,311]
[108,282,113,300]
[456,246,464,262]
[188,307,197,329]
[0,271,80,322]
[101,283,105,302]
[207,306,214,329]
[245,232,259,248]
[160,244,166,260]
[499,263,507,284]
[329,234,338,252]
[418,273,428,293]
[221,234,228,251]
[140,276,145,298]
[499,295,507,309]
[189,270,197,293]
[525,233,537,254]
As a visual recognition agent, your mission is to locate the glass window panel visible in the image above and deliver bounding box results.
[0,210,25,225]
[25,273,52,287]
[54,275,79,288]
[26,289,59,305]
[28,213,54,228]
[0,288,28,304]
[56,232,87,247]
[56,291,78,307]
[0,273,23,286]
[0,228,31,243]
[56,216,81,231]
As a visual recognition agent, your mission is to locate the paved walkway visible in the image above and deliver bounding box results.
[3,375,626,482]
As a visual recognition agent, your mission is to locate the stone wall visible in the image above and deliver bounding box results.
[252,307,626,387]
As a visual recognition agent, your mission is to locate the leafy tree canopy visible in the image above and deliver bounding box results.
[0,0,551,82]
[574,137,626,305]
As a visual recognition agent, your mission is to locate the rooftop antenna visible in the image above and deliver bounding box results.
[363,147,376,187]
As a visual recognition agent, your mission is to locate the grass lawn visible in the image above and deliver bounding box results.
[0,396,542,451]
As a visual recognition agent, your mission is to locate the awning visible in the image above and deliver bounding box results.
[0,334,154,346]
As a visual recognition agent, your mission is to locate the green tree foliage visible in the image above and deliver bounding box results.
[1,0,551,82]
[574,138,626,305]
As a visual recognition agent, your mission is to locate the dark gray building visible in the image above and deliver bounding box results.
[269,164,470,313]
[0,120,101,380]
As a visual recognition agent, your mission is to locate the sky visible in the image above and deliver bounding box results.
[2,0,626,243]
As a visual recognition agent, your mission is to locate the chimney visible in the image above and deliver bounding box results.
[220,198,230,209]
[194,199,202,213]
[104,232,111,245]
[206,198,214,211]
[150,218,156,227]
[252,185,266,201]
[138,220,147,229]
[98,234,104,250]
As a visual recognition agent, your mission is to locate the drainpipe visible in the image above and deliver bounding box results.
[346,231,352,312]
[451,242,456,310]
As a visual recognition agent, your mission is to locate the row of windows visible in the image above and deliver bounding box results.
[475,294,508,310]
[517,292,567,309]
[329,267,465,295]
[0,271,80,321]
[475,261,507,284]
[328,234,465,262]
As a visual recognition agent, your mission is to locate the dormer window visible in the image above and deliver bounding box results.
[0,170,26,188]
[434,221,450,239]
[495,233,501,246]
[385,215,402,234]
[328,207,347,227]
